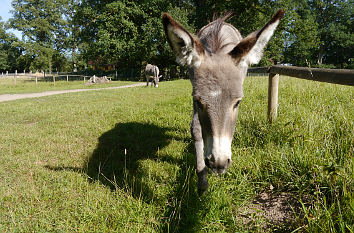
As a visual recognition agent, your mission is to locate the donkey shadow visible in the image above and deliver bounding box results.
[85,122,209,232]
[45,122,213,232]
[85,122,185,201]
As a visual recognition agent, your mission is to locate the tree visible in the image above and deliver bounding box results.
[9,0,71,72]
[0,17,22,72]
[283,2,321,66]
[75,0,143,73]
[61,0,82,72]
[311,0,353,68]
[6,0,351,73]
[75,0,193,79]
[281,0,353,68]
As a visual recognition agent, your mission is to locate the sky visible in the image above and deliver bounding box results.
[0,0,22,38]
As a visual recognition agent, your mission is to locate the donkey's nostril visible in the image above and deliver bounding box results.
[227,158,231,165]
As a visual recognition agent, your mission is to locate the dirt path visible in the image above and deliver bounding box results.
[0,83,146,103]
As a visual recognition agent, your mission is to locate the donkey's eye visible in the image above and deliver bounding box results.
[234,100,241,109]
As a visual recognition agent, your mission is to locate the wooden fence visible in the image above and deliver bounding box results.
[0,71,95,84]
[247,65,354,122]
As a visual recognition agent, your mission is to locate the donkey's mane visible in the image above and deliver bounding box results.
[197,13,240,54]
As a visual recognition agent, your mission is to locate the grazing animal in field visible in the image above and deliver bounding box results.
[163,9,284,193]
[145,64,162,87]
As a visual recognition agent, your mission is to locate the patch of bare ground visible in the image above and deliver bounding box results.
[238,191,307,232]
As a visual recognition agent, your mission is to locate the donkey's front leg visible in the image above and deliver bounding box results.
[146,75,149,86]
[191,104,208,194]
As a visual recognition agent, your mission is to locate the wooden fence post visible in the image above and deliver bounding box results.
[66,75,69,82]
[248,65,354,123]
[267,73,279,122]
[14,70,17,85]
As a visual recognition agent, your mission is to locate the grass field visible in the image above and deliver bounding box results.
[0,77,137,95]
[0,77,353,232]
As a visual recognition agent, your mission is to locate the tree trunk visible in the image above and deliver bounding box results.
[72,48,77,72]
[317,46,323,65]
[170,66,177,79]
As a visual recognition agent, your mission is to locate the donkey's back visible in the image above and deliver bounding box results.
[145,64,159,77]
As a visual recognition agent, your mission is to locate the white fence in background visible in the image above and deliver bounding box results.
[0,70,98,84]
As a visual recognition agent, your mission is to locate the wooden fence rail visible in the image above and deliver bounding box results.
[247,65,354,122]
[0,72,95,84]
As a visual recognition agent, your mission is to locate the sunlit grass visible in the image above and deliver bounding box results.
[0,77,352,232]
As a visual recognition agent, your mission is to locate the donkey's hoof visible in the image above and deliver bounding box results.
[198,181,209,195]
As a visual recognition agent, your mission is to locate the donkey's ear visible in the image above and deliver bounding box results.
[162,13,204,68]
[229,9,284,66]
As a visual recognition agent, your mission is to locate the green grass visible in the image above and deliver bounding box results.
[0,77,352,232]
[0,77,138,94]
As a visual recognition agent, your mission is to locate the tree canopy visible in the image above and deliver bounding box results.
[8,0,72,72]
[0,17,23,72]
[1,0,352,75]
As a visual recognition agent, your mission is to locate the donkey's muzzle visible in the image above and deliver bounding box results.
[205,156,232,174]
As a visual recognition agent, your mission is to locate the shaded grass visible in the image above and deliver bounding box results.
[0,77,352,232]
[0,77,138,94]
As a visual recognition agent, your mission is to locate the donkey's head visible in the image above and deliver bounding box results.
[153,75,162,87]
[163,10,284,174]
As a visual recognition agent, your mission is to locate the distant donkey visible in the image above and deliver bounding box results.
[163,9,284,193]
[145,64,162,87]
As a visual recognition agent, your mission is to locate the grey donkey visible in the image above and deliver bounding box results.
[145,64,162,87]
[162,9,284,194]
